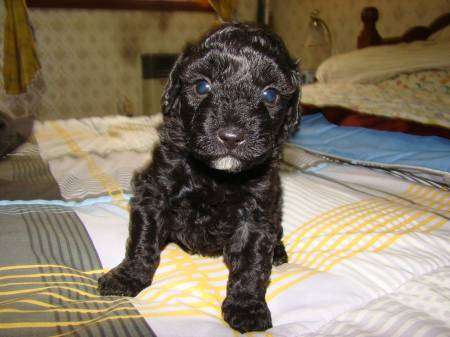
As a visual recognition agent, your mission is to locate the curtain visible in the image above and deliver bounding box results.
[208,0,237,22]
[3,0,41,94]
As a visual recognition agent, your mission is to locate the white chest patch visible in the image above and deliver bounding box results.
[212,156,241,171]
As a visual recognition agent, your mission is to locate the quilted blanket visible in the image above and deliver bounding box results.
[302,69,450,129]
[0,115,449,337]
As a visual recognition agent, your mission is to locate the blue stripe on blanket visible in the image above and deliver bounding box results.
[289,113,450,173]
[0,194,132,207]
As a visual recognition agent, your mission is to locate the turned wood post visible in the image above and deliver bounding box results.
[357,7,382,49]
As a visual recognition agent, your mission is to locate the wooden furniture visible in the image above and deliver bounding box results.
[357,6,450,48]
[26,0,213,12]
[302,6,450,138]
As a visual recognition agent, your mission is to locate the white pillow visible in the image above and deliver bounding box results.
[315,39,450,84]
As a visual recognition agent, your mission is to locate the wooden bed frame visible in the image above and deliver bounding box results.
[357,6,450,48]
[302,6,450,139]
[26,0,213,12]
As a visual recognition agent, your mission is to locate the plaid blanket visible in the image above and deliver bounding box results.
[0,115,449,337]
[0,203,155,337]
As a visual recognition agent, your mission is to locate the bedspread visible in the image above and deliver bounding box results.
[302,69,450,129]
[0,116,449,337]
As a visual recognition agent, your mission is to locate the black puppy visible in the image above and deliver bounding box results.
[98,23,301,333]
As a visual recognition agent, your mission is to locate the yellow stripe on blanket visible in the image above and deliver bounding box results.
[0,264,105,275]
[0,272,98,282]
[404,184,450,214]
[0,281,97,289]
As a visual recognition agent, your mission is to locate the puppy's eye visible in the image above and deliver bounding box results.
[195,80,211,95]
[262,88,279,105]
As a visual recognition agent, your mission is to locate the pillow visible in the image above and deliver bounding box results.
[290,113,450,175]
[316,40,450,84]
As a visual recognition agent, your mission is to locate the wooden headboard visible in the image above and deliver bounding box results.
[357,6,450,49]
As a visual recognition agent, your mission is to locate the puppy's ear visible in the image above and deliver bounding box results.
[162,55,183,116]
[283,68,302,140]
[162,45,193,116]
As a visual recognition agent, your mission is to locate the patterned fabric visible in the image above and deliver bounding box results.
[385,69,450,95]
[1,115,450,336]
[34,115,450,200]
[313,267,450,337]
[284,145,450,189]
[0,203,155,337]
[0,144,62,200]
[3,0,41,94]
[34,114,162,160]
[67,159,450,336]
[34,115,161,201]
[302,69,450,128]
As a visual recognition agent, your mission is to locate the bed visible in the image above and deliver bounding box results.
[0,6,449,337]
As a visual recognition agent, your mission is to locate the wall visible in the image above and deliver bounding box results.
[0,1,257,120]
[0,8,216,119]
[271,0,450,69]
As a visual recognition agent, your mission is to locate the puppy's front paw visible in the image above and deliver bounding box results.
[222,298,272,333]
[98,267,146,297]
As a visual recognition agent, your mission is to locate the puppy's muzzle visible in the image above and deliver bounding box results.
[217,128,246,149]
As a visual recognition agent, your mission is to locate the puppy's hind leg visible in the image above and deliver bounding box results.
[98,199,168,297]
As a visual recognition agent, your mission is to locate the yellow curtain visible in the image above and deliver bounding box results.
[3,0,41,94]
[208,0,237,22]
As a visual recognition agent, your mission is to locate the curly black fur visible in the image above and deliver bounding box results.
[98,22,301,333]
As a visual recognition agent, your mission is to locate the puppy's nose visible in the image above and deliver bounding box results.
[217,128,245,148]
